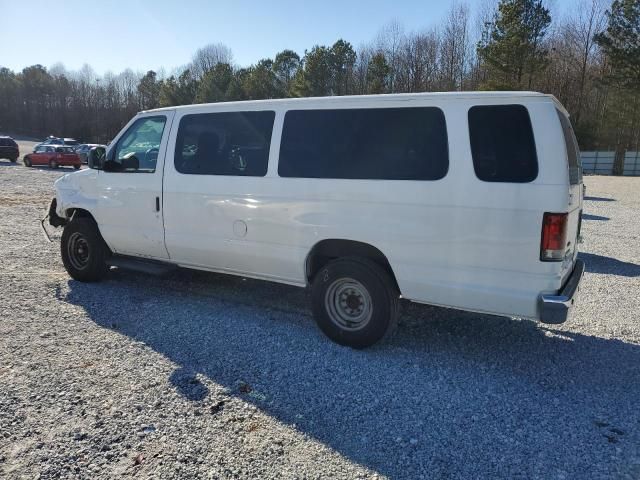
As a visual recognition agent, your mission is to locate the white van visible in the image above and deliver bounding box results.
[46,92,585,348]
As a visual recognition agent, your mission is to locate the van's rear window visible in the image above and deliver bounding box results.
[468,105,538,183]
[556,109,583,184]
[278,107,448,180]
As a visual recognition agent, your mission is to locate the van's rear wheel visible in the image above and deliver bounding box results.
[61,218,110,282]
[311,257,399,348]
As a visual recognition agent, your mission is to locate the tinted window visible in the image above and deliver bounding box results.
[35,146,45,153]
[468,105,538,183]
[109,116,166,173]
[556,110,582,184]
[278,107,448,180]
[175,111,275,176]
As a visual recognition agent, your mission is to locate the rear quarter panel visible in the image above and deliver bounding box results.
[272,99,570,319]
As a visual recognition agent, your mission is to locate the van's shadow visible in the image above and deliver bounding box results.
[63,269,639,478]
[580,252,640,277]
[582,213,610,221]
[584,196,616,202]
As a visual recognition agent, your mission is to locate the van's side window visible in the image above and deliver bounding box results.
[468,105,538,183]
[278,107,448,180]
[174,111,275,176]
[109,116,166,173]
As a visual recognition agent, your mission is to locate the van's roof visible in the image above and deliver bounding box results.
[143,91,568,115]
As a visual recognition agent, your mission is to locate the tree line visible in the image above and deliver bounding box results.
[0,0,638,161]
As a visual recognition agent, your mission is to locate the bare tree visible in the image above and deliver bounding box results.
[191,43,233,78]
[468,0,499,88]
[376,20,405,92]
[353,44,374,94]
[440,2,471,90]
[564,0,607,123]
[397,29,440,92]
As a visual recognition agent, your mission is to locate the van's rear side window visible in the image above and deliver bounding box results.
[468,105,538,183]
[556,109,583,184]
[278,107,448,180]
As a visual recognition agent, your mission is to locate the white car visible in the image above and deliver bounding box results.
[76,144,107,164]
[46,92,585,348]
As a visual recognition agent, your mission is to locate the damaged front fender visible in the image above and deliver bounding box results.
[40,198,68,243]
[48,198,67,227]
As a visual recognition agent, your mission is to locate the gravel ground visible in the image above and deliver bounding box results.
[0,162,639,479]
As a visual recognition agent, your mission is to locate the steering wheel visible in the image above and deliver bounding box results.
[144,147,160,165]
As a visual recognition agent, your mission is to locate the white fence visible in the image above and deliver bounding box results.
[580,151,640,176]
[623,152,640,176]
[581,151,616,175]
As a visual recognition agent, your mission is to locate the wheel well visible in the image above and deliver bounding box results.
[305,239,400,291]
[65,208,96,222]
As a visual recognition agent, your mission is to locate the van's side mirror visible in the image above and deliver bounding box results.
[88,146,106,170]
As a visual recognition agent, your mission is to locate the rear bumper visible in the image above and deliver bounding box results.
[538,259,585,324]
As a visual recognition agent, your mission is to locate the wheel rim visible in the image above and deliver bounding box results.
[67,232,90,270]
[324,277,373,331]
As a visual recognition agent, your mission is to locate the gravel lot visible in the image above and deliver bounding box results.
[0,161,639,479]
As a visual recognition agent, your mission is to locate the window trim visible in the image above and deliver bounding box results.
[277,106,450,181]
[556,109,583,185]
[468,104,539,184]
[173,110,276,177]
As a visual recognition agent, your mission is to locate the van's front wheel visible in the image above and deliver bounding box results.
[311,257,399,348]
[61,218,110,282]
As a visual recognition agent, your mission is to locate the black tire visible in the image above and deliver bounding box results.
[73,164,81,170]
[49,159,58,169]
[61,218,110,282]
[311,257,399,349]
[24,157,32,167]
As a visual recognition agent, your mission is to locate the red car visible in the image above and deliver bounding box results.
[24,145,81,169]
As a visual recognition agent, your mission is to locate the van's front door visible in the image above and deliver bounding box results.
[97,112,175,259]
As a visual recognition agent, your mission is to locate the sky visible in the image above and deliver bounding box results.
[2,0,577,76]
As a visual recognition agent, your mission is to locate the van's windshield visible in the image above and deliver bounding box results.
[556,109,582,185]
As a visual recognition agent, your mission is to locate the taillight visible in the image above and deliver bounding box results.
[540,212,568,261]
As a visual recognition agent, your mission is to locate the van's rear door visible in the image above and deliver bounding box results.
[556,109,583,272]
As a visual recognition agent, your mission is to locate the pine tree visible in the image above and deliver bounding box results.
[595,0,640,90]
[478,0,551,89]
[366,53,390,94]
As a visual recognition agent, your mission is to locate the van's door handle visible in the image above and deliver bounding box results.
[155,196,160,212]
